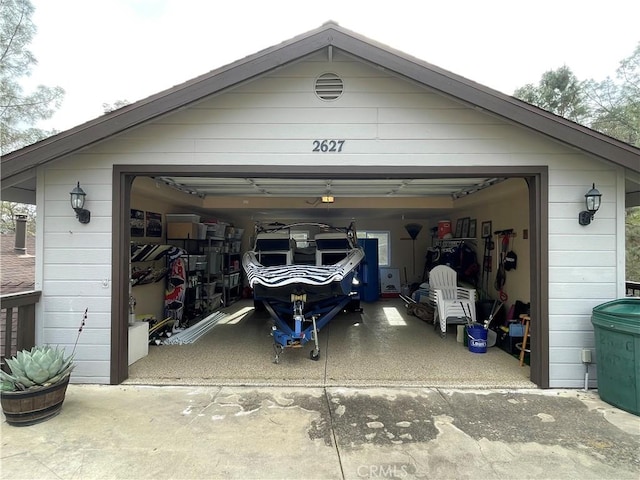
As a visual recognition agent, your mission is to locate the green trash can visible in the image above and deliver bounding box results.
[591,298,640,416]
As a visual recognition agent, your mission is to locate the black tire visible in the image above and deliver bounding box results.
[310,350,320,361]
[345,299,362,312]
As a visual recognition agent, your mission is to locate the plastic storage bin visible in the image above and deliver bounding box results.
[166,214,200,223]
[591,298,640,415]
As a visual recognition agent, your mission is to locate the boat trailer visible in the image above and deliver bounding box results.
[258,293,357,363]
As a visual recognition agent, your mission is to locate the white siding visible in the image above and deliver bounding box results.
[547,159,622,387]
[38,50,625,386]
[36,161,113,383]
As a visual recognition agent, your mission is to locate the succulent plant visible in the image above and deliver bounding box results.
[1,346,75,392]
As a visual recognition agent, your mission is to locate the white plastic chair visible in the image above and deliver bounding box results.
[428,265,476,337]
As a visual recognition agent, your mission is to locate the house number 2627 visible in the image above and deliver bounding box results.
[312,139,345,152]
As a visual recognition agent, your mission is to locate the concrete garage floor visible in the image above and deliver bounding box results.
[127,297,535,388]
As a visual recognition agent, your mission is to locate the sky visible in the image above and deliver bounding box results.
[24,0,640,132]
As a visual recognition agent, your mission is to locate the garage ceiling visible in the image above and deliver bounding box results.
[153,175,505,221]
[156,176,503,198]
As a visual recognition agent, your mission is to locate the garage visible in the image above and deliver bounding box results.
[116,167,543,388]
[4,22,638,390]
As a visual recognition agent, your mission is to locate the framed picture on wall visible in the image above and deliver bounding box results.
[461,217,470,238]
[145,211,162,238]
[469,219,477,238]
[130,209,145,237]
[454,218,464,238]
[481,220,492,238]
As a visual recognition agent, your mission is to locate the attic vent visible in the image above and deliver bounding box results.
[315,73,343,101]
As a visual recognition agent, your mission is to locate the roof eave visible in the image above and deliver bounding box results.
[1,23,341,178]
[2,21,639,181]
[322,29,640,172]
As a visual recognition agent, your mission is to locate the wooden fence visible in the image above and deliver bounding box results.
[1,290,41,372]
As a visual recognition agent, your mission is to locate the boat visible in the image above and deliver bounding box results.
[243,222,365,362]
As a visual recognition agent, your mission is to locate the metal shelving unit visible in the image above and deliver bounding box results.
[166,237,221,320]
[221,246,242,306]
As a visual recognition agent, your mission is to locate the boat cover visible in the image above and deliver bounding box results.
[243,249,364,289]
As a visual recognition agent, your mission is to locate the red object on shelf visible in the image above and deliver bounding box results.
[438,220,452,239]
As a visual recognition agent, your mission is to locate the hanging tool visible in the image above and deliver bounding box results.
[494,229,513,302]
[481,235,494,298]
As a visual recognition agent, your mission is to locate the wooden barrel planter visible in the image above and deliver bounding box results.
[1,375,70,426]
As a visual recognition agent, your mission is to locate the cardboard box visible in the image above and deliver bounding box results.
[168,222,200,239]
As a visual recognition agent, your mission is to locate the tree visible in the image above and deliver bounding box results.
[103,100,131,113]
[0,0,65,155]
[513,48,640,284]
[585,45,640,283]
[513,65,590,123]
[627,207,640,282]
[584,43,640,147]
[0,201,35,234]
[1,0,65,234]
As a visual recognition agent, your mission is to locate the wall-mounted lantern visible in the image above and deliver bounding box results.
[70,182,91,224]
[578,183,602,226]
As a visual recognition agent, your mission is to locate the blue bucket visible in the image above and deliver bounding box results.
[467,323,488,354]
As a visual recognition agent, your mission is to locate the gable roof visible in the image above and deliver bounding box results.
[2,21,639,203]
[0,234,35,294]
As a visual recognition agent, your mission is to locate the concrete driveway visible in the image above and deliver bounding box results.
[2,385,639,479]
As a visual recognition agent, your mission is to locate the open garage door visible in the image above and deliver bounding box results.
[112,165,548,388]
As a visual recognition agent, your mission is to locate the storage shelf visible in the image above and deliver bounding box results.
[166,238,222,321]
[168,236,243,309]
